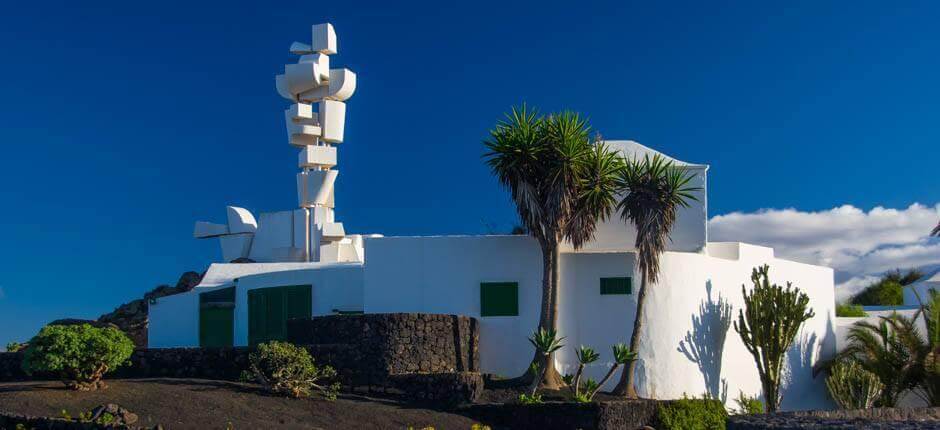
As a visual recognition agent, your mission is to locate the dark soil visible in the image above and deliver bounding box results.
[477,384,623,404]
[0,379,483,429]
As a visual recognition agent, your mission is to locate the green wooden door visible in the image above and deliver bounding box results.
[248,285,312,345]
[199,287,235,347]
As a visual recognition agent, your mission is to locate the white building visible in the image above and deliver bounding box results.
[149,23,838,410]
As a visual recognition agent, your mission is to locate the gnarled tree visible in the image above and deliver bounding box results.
[484,105,622,388]
[734,265,815,412]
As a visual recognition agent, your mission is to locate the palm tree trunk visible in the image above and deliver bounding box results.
[613,276,646,397]
[514,241,564,389]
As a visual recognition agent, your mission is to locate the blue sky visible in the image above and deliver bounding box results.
[1,1,938,347]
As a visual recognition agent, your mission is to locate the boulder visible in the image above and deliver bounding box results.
[88,403,138,425]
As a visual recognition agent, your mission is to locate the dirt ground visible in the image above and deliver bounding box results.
[0,379,484,429]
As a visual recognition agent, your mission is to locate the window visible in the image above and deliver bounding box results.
[480,282,519,317]
[600,277,632,295]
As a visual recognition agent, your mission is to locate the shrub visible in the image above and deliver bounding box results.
[22,324,133,391]
[732,390,763,414]
[656,395,728,430]
[241,341,339,399]
[826,360,883,409]
[835,303,867,317]
[734,265,814,412]
[851,279,903,306]
[517,393,543,404]
[5,341,26,352]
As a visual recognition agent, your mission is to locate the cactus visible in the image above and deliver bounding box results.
[734,265,815,413]
[826,360,884,409]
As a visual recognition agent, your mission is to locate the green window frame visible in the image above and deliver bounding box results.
[480,282,519,317]
[600,277,632,295]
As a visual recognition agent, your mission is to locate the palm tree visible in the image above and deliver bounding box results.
[484,105,622,388]
[834,314,927,406]
[933,221,940,237]
[612,154,700,398]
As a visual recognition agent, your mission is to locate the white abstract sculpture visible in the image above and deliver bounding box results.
[275,23,357,262]
[193,23,363,264]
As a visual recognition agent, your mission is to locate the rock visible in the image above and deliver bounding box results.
[89,403,138,425]
[231,257,256,263]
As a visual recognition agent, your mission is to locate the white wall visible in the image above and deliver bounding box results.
[148,290,199,348]
[233,264,364,346]
[628,244,836,410]
[363,235,544,377]
[569,167,707,254]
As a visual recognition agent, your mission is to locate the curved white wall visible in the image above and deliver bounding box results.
[148,291,199,348]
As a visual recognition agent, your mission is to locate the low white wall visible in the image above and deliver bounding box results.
[148,291,199,348]
[233,264,364,346]
[363,235,543,377]
[630,245,836,410]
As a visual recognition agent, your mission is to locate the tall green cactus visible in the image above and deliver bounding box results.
[826,360,884,409]
[734,265,815,412]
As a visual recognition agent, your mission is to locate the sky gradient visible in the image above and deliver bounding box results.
[1,1,939,347]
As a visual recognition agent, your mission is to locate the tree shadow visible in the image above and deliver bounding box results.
[677,280,732,403]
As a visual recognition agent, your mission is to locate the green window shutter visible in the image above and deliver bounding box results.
[248,285,312,345]
[480,282,519,317]
[199,307,234,347]
[600,277,632,295]
[286,285,312,320]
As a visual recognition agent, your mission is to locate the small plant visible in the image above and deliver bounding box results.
[656,394,728,430]
[574,378,600,403]
[526,328,564,394]
[240,341,339,399]
[835,303,867,317]
[734,265,815,412]
[517,393,543,404]
[562,373,574,385]
[569,345,600,399]
[5,341,26,352]
[826,360,884,409]
[732,390,764,414]
[584,343,636,400]
[22,324,134,391]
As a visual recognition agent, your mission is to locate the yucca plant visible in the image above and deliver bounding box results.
[527,328,565,395]
[569,345,600,399]
[484,105,623,388]
[826,360,884,409]
[734,265,815,412]
[613,154,700,397]
[583,343,637,400]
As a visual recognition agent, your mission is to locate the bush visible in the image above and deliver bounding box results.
[656,395,728,430]
[835,303,867,317]
[5,341,26,352]
[826,360,883,409]
[851,279,903,306]
[22,324,133,391]
[732,390,763,414]
[241,341,339,399]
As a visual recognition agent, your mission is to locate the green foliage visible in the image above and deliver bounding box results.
[240,341,339,399]
[656,395,728,430]
[734,265,815,412]
[833,314,927,406]
[22,324,133,391]
[850,269,922,306]
[732,391,764,415]
[529,328,565,356]
[835,303,867,317]
[611,343,637,364]
[913,289,940,405]
[825,360,884,409]
[5,341,26,352]
[517,393,543,404]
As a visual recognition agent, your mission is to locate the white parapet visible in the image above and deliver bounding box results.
[226,206,258,234]
[299,69,357,102]
[312,23,337,55]
[319,100,346,143]
[299,145,337,168]
[194,221,229,238]
[297,170,338,208]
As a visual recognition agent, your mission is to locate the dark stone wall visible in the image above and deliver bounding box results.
[728,408,940,430]
[460,400,662,430]
[2,314,483,404]
[287,313,479,377]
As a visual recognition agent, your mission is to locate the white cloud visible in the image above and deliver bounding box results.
[708,203,940,302]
